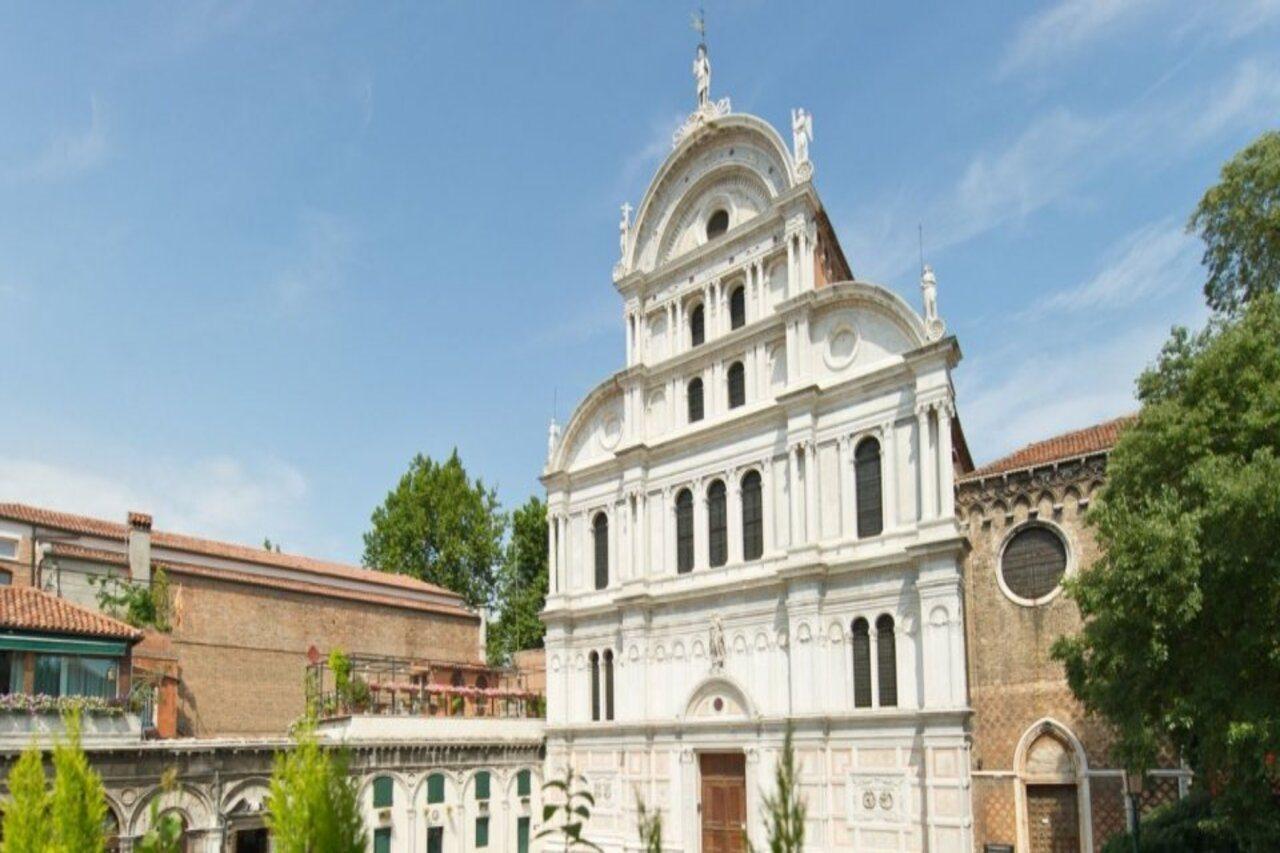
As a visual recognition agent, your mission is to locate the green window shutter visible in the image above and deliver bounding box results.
[373,776,394,809]
[475,816,490,848]
[475,770,490,801]
[427,773,445,804]
[517,769,531,797]
[427,826,443,853]
[518,816,530,853]
[373,827,391,853]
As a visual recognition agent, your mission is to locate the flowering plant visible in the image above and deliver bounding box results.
[0,694,126,717]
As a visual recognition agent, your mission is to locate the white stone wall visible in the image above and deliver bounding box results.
[543,110,970,851]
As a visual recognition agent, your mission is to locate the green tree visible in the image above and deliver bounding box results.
[535,766,601,852]
[752,725,806,853]
[1190,130,1280,314]
[1051,294,1280,847]
[49,712,108,853]
[1,744,51,853]
[487,495,549,665]
[265,722,365,853]
[362,450,505,608]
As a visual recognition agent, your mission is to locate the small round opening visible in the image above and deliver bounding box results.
[706,209,729,240]
[713,697,724,712]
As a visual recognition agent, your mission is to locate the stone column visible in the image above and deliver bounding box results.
[664,487,677,574]
[761,457,776,556]
[804,440,819,545]
[786,446,801,548]
[937,402,956,520]
[728,470,743,565]
[837,436,853,540]
[881,419,898,532]
[547,513,557,593]
[694,480,709,571]
[638,491,649,577]
[625,311,634,366]
[785,233,796,299]
[917,405,935,522]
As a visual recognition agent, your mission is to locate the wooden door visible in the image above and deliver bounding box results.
[700,753,747,853]
[1027,784,1081,853]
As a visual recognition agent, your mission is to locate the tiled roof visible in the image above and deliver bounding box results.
[0,503,463,603]
[961,415,1135,481]
[0,586,143,642]
[156,558,476,620]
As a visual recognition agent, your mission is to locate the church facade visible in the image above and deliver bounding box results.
[542,43,974,852]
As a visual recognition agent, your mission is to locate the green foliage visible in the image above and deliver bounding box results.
[362,450,505,609]
[1051,294,1280,847]
[1101,791,1240,853]
[265,721,365,853]
[133,769,185,853]
[49,712,107,853]
[326,648,370,713]
[635,792,663,853]
[1,743,51,853]
[535,766,602,852]
[752,725,806,853]
[487,495,549,665]
[91,568,171,632]
[1190,130,1280,314]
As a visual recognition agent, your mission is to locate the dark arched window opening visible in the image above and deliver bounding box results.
[707,480,727,568]
[741,470,763,561]
[852,618,872,708]
[876,615,897,707]
[592,513,609,590]
[727,361,745,409]
[690,304,705,347]
[676,489,694,574]
[730,286,745,329]
[589,651,600,721]
[603,650,614,721]
[855,438,884,538]
[687,377,704,423]
[706,209,729,240]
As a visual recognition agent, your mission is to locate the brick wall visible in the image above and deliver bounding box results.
[166,571,480,736]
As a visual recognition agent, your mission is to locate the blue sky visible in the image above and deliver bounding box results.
[1,2,1276,562]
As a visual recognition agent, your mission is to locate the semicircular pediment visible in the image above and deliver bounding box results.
[681,673,758,722]
[628,115,795,275]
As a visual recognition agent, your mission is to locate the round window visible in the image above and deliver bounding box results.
[706,209,729,240]
[1000,525,1068,602]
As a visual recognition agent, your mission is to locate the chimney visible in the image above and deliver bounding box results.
[127,511,152,585]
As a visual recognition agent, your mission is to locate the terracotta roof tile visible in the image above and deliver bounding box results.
[0,586,143,642]
[0,503,462,603]
[961,415,1135,481]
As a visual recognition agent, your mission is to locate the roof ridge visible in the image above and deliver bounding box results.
[0,502,463,603]
[962,414,1136,481]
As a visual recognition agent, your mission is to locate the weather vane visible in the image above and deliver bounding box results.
[691,7,706,45]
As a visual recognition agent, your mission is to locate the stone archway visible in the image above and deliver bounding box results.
[1014,719,1094,853]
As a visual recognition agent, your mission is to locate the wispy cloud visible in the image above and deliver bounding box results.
[1000,0,1280,77]
[270,210,356,314]
[618,111,685,201]
[844,57,1280,284]
[1001,0,1162,77]
[0,453,309,549]
[1029,219,1201,318]
[4,97,108,184]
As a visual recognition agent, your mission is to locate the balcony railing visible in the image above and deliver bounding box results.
[305,653,544,721]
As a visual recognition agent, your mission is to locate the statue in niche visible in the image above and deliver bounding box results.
[709,614,727,670]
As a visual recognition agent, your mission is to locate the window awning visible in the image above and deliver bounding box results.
[0,634,127,657]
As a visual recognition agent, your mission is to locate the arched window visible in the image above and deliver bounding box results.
[707,480,727,568]
[854,438,884,538]
[603,650,614,721]
[676,488,694,574]
[593,513,609,590]
[426,772,446,804]
[730,285,745,329]
[741,470,763,561]
[690,304,705,347]
[727,361,745,409]
[687,377,704,423]
[373,775,394,808]
[589,651,600,721]
[851,618,872,708]
[706,209,729,240]
[876,615,897,707]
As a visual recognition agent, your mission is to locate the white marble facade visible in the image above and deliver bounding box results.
[542,73,971,852]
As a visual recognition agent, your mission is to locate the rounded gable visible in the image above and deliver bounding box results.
[627,114,797,274]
